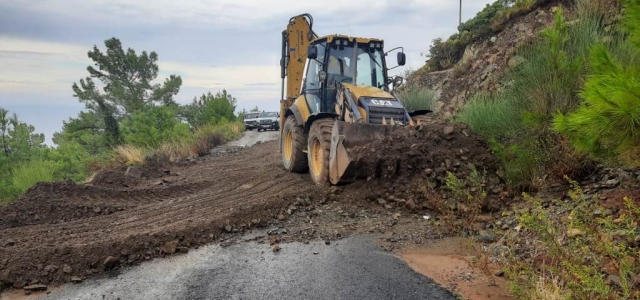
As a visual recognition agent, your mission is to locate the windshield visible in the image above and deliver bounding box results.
[326,42,385,88]
[245,113,259,119]
[259,112,277,118]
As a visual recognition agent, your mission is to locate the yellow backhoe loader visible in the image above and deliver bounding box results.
[279,14,431,185]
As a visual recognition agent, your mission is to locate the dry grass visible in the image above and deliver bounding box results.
[114,145,147,165]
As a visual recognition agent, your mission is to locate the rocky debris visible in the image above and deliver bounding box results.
[494,269,505,277]
[409,3,559,119]
[476,230,498,243]
[325,240,331,245]
[272,245,281,253]
[103,256,119,270]
[23,284,47,292]
[162,241,179,254]
[71,276,82,283]
[62,264,72,274]
[124,166,142,179]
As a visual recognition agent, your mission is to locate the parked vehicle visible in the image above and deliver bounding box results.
[257,111,280,131]
[243,112,260,130]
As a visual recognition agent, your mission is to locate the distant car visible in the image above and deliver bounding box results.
[243,112,260,130]
[257,111,280,131]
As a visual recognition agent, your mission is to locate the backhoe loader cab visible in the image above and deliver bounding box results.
[279,14,430,185]
[302,36,407,119]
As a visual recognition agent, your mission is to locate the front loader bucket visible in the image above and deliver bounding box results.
[328,121,403,184]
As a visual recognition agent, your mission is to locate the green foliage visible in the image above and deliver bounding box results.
[506,187,640,299]
[397,87,436,112]
[456,94,524,137]
[121,105,190,148]
[72,37,183,146]
[181,90,238,127]
[425,0,545,71]
[457,8,609,186]
[554,0,640,166]
[11,160,58,195]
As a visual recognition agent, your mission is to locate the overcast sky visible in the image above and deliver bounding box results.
[0,0,493,144]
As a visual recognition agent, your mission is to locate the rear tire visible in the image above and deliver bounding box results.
[282,116,308,173]
[307,118,334,185]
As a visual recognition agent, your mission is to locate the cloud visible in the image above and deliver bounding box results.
[0,0,495,141]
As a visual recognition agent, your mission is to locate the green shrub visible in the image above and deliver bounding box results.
[121,105,191,147]
[397,87,436,112]
[11,160,58,194]
[456,93,524,137]
[554,0,640,166]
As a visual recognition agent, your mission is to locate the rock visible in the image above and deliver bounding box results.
[93,207,102,214]
[272,245,281,253]
[605,179,619,187]
[224,224,233,232]
[494,270,505,277]
[277,214,286,221]
[424,168,433,176]
[508,55,526,69]
[62,264,72,274]
[608,274,621,287]
[177,247,189,254]
[329,187,341,194]
[405,199,417,210]
[392,213,401,220]
[162,240,179,254]
[567,228,585,238]
[124,166,142,179]
[23,284,47,291]
[13,281,26,289]
[443,126,455,136]
[70,276,82,283]
[377,198,387,205]
[476,230,498,243]
[103,256,119,270]
[43,265,58,273]
[325,240,331,245]
[0,269,14,285]
[476,215,493,223]
[490,36,497,43]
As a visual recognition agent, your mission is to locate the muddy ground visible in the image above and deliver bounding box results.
[0,123,507,293]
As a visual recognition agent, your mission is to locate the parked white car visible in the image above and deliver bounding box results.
[257,111,280,132]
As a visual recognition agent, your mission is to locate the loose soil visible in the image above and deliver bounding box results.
[402,237,514,300]
[0,123,507,296]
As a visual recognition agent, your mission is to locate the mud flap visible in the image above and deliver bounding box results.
[329,121,403,184]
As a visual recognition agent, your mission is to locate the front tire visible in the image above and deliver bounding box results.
[307,119,334,185]
[282,116,308,173]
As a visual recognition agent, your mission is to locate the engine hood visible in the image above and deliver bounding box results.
[341,83,394,102]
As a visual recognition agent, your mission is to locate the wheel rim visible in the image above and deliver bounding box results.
[284,130,293,163]
[310,137,323,177]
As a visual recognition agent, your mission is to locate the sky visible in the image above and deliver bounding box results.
[0,0,493,145]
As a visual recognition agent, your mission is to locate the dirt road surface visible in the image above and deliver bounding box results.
[0,123,507,297]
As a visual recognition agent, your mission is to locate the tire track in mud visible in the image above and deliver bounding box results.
[0,141,324,289]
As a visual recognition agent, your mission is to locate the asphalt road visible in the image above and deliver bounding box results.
[37,235,455,300]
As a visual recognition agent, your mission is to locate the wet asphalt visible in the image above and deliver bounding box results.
[39,235,455,300]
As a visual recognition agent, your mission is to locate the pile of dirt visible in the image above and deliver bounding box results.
[348,122,507,213]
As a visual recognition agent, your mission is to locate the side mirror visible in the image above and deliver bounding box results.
[393,76,404,87]
[397,52,406,66]
[307,45,318,60]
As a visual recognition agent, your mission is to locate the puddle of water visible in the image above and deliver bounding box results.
[401,237,514,300]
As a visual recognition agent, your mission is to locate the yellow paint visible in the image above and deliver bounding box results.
[284,15,314,103]
[293,95,311,122]
[342,83,394,102]
[357,107,367,122]
[283,129,293,162]
[310,137,323,177]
